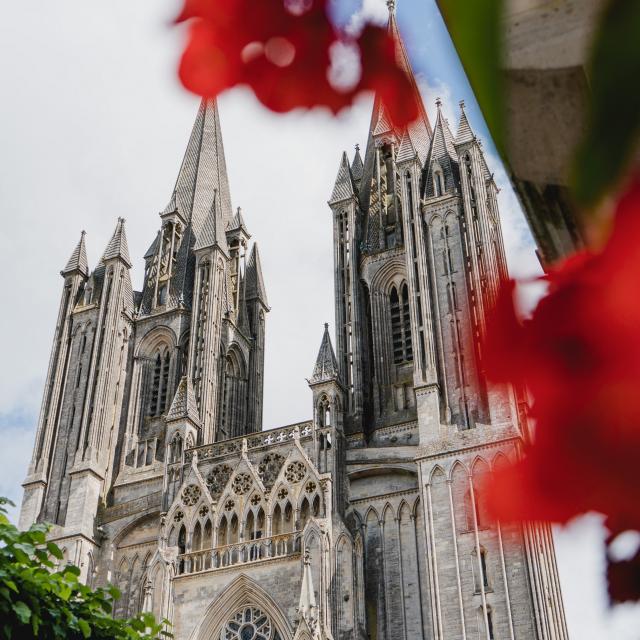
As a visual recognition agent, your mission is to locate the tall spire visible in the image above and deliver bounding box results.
[351,144,364,183]
[62,230,88,277]
[329,152,356,205]
[162,99,233,239]
[101,217,132,267]
[193,190,229,254]
[310,324,340,384]
[245,243,269,307]
[455,99,475,145]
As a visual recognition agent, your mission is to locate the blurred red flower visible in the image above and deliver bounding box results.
[484,175,640,530]
[176,0,418,127]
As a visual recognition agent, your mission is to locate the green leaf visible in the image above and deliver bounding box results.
[47,543,64,560]
[436,0,505,153]
[572,0,640,205]
[12,601,31,624]
[78,618,91,638]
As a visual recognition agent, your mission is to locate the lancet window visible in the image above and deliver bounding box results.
[149,349,171,417]
[390,283,412,364]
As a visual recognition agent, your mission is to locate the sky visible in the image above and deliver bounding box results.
[0,0,639,636]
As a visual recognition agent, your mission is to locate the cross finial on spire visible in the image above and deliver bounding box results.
[459,99,466,111]
[324,322,329,330]
[436,97,442,110]
[355,143,360,152]
[387,0,396,14]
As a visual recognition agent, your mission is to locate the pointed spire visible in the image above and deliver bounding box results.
[227,206,251,237]
[298,549,319,630]
[193,190,229,254]
[329,152,357,204]
[166,376,201,425]
[162,99,233,238]
[455,99,475,145]
[310,324,340,384]
[351,144,364,183]
[245,243,269,307]
[101,217,132,267]
[429,98,458,161]
[62,231,89,277]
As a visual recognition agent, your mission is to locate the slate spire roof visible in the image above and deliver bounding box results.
[351,144,364,183]
[310,324,340,384]
[329,152,357,204]
[245,243,269,307]
[63,230,89,277]
[455,100,475,145]
[162,99,233,239]
[101,217,132,267]
[166,376,201,425]
[297,549,319,629]
[193,190,229,254]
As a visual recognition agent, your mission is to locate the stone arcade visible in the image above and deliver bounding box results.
[19,5,567,640]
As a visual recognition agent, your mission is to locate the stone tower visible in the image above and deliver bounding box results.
[19,4,567,640]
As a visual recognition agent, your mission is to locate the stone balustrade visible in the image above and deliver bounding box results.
[176,531,302,575]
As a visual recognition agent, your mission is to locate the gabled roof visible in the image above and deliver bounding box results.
[329,152,357,204]
[310,324,340,384]
[193,190,229,254]
[101,217,132,267]
[166,376,201,425]
[455,100,475,145]
[62,231,88,277]
[396,129,417,163]
[245,243,269,307]
[161,99,233,240]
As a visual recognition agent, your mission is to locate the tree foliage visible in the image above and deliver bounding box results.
[0,498,169,640]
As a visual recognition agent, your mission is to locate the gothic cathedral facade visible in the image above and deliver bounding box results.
[19,7,567,640]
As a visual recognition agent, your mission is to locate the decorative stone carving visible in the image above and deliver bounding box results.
[206,464,233,498]
[198,504,209,517]
[284,461,306,483]
[305,481,316,494]
[232,473,252,495]
[250,494,261,506]
[277,488,288,501]
[257,453,285,489]
[173,510,184,523]
[224,499,235,512]
[181,484,201,506]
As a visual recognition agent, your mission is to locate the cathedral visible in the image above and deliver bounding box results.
[19,5,568,640]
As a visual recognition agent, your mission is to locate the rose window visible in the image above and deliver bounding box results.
[284,461,305,483]
[232,473,252,495]
[220,607,282,640]
[181,484,201,506]
[257,453,285,489]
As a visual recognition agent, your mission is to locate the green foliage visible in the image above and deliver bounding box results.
[436,0,505,153]
[572,0,640,206]
[0,498,170,640]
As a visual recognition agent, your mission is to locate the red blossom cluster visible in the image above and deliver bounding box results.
[176,0,418,127]
[484,176,640,602]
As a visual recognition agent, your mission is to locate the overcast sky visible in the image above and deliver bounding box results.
[0,0,639,636]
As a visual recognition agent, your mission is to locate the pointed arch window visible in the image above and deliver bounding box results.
[433,168,445,197]
[149,349,171,417]
[390,284,413,364]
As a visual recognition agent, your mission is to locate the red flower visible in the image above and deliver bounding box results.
[484,175,640,530]
[176,0,417,127]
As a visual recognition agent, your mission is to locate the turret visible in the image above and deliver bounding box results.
[308,324,346,513]
[163,376,201,509]
[19,231,89,529]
